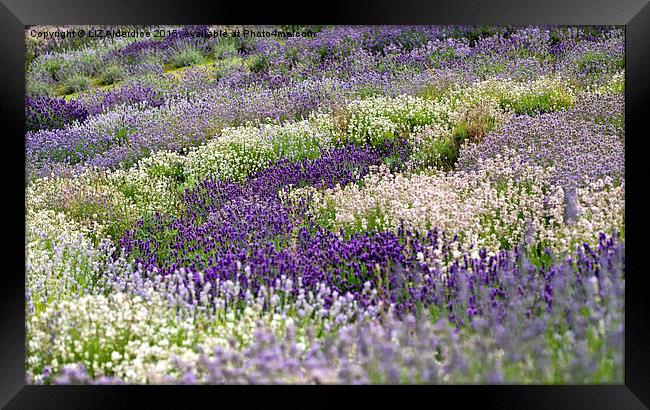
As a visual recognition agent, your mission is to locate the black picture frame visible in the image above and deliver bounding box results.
[2,1,648,408]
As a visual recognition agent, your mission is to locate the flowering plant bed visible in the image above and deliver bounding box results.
[25,25,625,384]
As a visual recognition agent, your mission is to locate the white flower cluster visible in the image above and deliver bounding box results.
[26,269,367,384]
[302,155,623,255]
[109,151,187,217]
[27,291,196,384]
[344,94,454,145]
[25,209,131,314]
[465,76,576,114]
[183,116,333,183]
[589,70,625,95]
[26,168,140,240]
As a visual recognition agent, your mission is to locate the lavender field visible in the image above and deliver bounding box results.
[25,25,625,384]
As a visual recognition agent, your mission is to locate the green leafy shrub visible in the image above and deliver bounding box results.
[43,58,65,81]
[211,37,238,59]
[234,35,256,53]
[62,74,92,94]
[213,57,243,80]
[26,78,55,97]
[169,47,204,69]
[248,53,268,73]
[283,46,301,70]
[99,65,124,85]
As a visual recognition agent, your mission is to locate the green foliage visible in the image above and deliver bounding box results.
[213,56,243,80]
[26,78,55,97]
[148,160,186,184]
[412,132,460,172]
[315,45,333,63]
[499,90,574,116]
[62,74,91,95]
[135,72,173,92]
[428,47,457,68]
[113,126,133,147]
[283,46,301,69]
[616,56,625,70]
[392,30,429,52]
[140,51,165,67]
[475,59,507,80]
[128,214,179,263]
[611,77,625,94]
[355,84,383,99]
[465,25,499,47]
[78,52,101,77]
[593,111,624,135]
[43,58,65,81]
[234,35,257,53]
[576,50,623,79]
[99,65,124,85]
[25,36,41,71]
[169,47,204,69]
[352,205,389,232]
[247,53,268,73]
[212,38,237,60]
[414,83,452,101]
